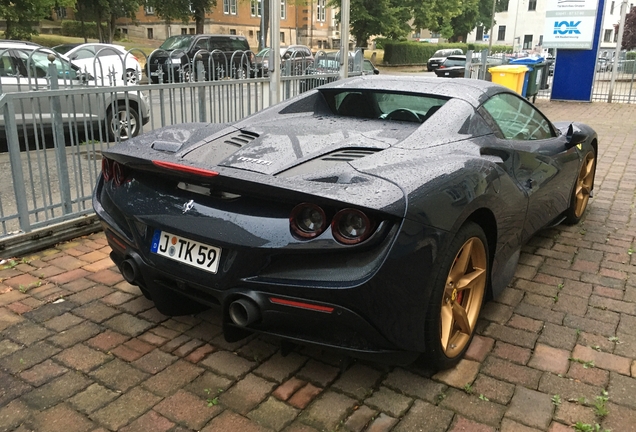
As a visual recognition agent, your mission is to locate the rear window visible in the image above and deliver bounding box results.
[444,58,465,67]
[320,89,447,123]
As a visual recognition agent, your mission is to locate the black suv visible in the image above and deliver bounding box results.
[148,34,254,83]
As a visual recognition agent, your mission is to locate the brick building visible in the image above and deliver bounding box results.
[116,1,344,50]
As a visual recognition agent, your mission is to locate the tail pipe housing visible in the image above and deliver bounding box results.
[228,297,261,327]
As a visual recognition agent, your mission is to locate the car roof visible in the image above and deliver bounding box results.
[318,75,508,107]
[0,40,43,50]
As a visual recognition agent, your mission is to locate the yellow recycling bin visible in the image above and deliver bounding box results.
[488,65,529,95]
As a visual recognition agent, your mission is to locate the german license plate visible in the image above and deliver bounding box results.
[150,230,221,273]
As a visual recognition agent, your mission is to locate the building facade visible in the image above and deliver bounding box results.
[116,1,342,50]
[465,0,631,57]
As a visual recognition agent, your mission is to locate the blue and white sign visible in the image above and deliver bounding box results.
[543,0,600,49]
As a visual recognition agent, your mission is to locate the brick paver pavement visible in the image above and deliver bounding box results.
[1,100,635,432]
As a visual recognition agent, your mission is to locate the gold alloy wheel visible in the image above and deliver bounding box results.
[574,152,596,218]
[440,237,487,358]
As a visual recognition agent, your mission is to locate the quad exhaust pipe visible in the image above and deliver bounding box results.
[228,298,261,327]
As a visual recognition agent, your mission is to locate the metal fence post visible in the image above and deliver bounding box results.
[48,60,73,215]
[197,60,207,122]
[2,97,31,233]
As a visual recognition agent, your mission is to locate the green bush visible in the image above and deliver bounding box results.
[61,20,107,40]
[383,41,512,65]
[626,51,636,60]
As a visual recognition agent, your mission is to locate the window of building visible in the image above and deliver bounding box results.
[147,28,154,39]
[224,0,237,14]
[614,31,619,42]
[317,0,326,22]
[498,0,509,11]
[528,0,537,11]
[523,34,533,49]
[281,0,287,19]
[476,26,484,41]
[497,25,506,41]
[431,32,441,38]
[604,29,612,42]
[280,32,285,42]
[56,7,67,19]
[182,28,188,35]
[249,30,254,37]
[251,0,261,17]
[230,29,237,35]
[611,1,615,13]
[189,28,195,34]
[145,6,154,15]
[539,35,543,45]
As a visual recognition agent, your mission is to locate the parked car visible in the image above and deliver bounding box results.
[53,43,142,86]
[597,57,612,72]
[255,45,313,76]
[93,76,597,369]
[147,34,254,83]
[427,48,463,72]
[0,41,150,142]
[434,55,475,78]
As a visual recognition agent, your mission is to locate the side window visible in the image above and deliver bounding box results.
[18,50,77,80]
[482,93,554,140]
[194,38,209,51]
[72,47,95,60]
[0,52,16,77]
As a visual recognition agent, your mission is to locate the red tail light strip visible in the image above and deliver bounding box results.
[269,297,334,313]
[152,160,219,177]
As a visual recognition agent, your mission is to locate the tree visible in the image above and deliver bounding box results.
[618,7,636,50]
[0,0,74,40]
[411,0,463,40]
[75,0,141,43]
[329,0,411,48]
[448,0,503,42]
[148,0,217,35]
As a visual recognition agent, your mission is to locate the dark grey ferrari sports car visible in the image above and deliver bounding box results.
[93,76,597,369]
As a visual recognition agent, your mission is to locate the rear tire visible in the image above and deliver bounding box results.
[423,222,489,370]
[564,150,596,225]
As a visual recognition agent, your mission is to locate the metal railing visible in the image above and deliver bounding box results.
[0,45,364,255]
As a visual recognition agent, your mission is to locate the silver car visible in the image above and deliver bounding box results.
[0,41,150,142]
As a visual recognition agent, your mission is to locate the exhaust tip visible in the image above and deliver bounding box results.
[120,259,138,285]
[229,298,261,327]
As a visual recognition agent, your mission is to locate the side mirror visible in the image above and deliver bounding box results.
[566,124,588,148]
[373,68,380,75]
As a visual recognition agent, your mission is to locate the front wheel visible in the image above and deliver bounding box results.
[423,222,489,370]
[564,150,596,225]
[124,68,138,85]
[107,105,140,141]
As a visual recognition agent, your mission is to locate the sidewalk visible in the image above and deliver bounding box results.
[1,100,635,432]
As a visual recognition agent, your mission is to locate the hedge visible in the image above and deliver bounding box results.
[383,41,512,65]
[61,20,108,40]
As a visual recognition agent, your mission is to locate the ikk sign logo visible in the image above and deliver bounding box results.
[553,20,582,34]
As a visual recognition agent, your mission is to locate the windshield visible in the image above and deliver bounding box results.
[160,36,195,51]
[256,48,270,57]
[444,58,465,67]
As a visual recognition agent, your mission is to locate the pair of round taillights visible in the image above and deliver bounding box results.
[102,158,128,186]
[290,203,375,245]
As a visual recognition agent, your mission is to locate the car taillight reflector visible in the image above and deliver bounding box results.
[269,297,334,313]
[290,203,327,239]
[152,160,219,177]
[102,157,113,181]
[332,208,374,245]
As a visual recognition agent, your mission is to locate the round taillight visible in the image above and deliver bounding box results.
[102,157,113,181]
[332,209,373,245]
[113,161,127,186]
[290,203,327,239]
